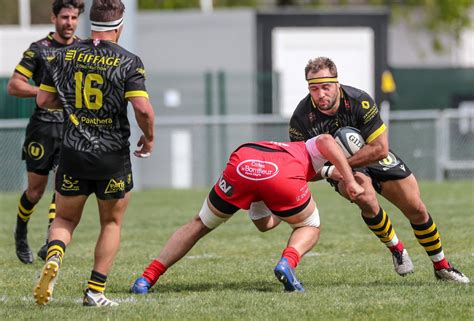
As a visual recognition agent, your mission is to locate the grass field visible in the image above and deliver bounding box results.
[0,181,473,320]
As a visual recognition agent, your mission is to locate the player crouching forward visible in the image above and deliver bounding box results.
[131,134,364,293]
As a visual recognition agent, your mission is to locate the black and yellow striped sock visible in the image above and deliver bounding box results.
[17,191,36,224]
[411,214,448,268]
[88,270,107,293]
[46,240,66,264]
[47,194,56,230]
[362,208,401,249]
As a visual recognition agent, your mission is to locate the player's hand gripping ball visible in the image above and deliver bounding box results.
[334,126,365,157]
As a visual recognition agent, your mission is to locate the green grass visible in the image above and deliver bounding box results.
[0,181,473,320]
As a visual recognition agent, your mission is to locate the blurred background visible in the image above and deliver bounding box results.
[0,0,473,190]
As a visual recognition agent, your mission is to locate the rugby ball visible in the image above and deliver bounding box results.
[334,127,365,157]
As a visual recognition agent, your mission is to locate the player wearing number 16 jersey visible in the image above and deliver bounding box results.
[34,0,155,306]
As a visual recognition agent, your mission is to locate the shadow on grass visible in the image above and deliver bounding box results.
[112,279,279,294]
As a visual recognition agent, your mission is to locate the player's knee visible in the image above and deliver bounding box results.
[409,199,428,218]
[289,207,320,229]
[198,199,230,229]
[26,188,45,204]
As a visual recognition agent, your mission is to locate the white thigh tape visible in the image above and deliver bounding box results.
[290,207,320,228]
[199,199,230,229]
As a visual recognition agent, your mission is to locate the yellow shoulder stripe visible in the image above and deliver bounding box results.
[39,83,57,93]
[125,90,149,99]
[366,124,386,143]
[15,64,33,79]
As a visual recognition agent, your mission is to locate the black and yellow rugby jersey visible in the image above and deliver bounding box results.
[15,32,80,123]
[40,39,148,154]
[289,85,386,144]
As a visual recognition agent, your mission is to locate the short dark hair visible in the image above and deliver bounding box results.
[52,0,85,16]
[90,0,125,22]
[305,57,338,79]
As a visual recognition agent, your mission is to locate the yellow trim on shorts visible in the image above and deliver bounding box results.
[39,83,57,93]
[15,64,33,78]
[125,90,149,99]
[366,124,386,143]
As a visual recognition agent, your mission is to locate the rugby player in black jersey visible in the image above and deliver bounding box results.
[33,0,155,306]
[289,57,469,284]
[7,0,84,264]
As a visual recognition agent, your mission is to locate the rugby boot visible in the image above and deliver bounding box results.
[274,258,305,292]
[14,223,33,264]
[435,265,470,284]
[83,289,118,307]
[34,253,61,305]
[37,242,48,261]
[392,248,414,276]
[130,276,151,294]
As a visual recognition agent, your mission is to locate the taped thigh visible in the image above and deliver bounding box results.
[199,198,231,229]
[289,206,320,228]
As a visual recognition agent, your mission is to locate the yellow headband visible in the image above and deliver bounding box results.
[307,77,338,85]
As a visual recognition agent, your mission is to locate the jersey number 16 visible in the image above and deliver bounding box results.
[74,71,103,110]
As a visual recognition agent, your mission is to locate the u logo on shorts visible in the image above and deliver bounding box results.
[28,142,44,160]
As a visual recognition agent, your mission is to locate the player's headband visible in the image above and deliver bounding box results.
[90,17,124,32]
[307,77,338,85]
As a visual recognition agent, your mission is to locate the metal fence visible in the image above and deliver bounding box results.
[0,109,473,192]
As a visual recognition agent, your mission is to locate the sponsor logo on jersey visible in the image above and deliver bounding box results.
[136,67,146,78]
[379,152,400,169]
[65,49,77,61]
[61,175,79,191]
[65,49,120,66]
[105,178,125,194]
[237,160,279,181]
[27,142,44,160]
[218,175,233,196]
[23,50,35,58]
[80,116,113,125]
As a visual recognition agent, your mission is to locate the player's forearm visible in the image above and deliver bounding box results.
[7,79,38,97]
[348,144,388,168]
[317,135,355,182]
[134,103,155,141]
[36,90,62,109]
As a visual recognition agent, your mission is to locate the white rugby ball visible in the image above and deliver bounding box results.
[334,127,365,157]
